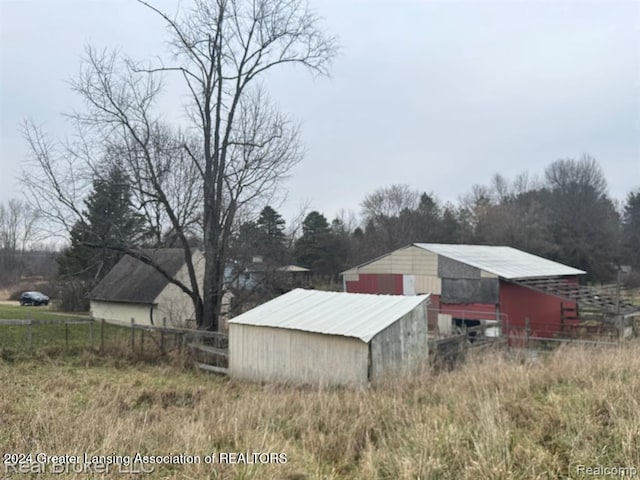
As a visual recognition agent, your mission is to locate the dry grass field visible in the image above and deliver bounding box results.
[2,344,640,479]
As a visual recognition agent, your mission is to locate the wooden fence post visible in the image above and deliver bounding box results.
[130,318,135,351]
[100,319,105,354]
[27,320,33,351]
[160,317,166,355]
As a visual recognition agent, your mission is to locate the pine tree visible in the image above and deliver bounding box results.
[255,206,288,263]
[58,164,145,281]
[294,211,342,276]
[622,190,640,268]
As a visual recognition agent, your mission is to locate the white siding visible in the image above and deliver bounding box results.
[154,283,195,327]
[229,324,369,387]
[345,245,438,276]
[480,270,498,278]
[153,250,205,327]
[414,275,442,294]
[90,300,152,326]
[402,275,416,295]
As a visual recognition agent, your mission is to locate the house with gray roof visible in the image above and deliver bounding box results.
[89,248,205,327]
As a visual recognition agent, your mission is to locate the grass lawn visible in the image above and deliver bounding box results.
[0,303,86,321]
[0,304,133,355]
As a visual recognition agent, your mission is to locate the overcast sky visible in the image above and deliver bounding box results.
[1,0,639,225]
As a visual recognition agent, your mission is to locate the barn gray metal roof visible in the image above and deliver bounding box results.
[228,288,430,342]
[89,249,188,305]
[414,243,586,279]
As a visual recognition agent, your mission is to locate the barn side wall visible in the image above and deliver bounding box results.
[90,300,152,326]
[369,302,429,381]
[229,325,369,386]
[440,278,499,304]
[344,246,442,295]
[352,245,438,275]
[499,280,577,338]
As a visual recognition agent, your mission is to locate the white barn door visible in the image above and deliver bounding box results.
[402,275,416,295]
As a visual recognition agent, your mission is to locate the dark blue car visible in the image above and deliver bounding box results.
[20,291,50,306]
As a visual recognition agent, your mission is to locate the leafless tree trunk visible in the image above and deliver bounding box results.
[23,0,336,330]
[136,0,336,330]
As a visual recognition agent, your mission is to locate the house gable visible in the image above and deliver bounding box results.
[153,251,205,326]
[89,249,189,304]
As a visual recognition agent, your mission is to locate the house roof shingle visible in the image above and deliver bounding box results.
[89,249,188,305]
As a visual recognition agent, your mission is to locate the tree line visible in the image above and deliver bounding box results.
[234,155,639,287]
[51,154,639,305]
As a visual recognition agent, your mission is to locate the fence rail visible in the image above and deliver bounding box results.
[126,319,228,373]
[0,318,229,373]
[0,318,96,351]
[0,319,93,326]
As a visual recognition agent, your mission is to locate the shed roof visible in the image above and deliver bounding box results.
[278,265,310,272]
[229,288,429,342]
[414,243,586,279]
[89,249,188,305]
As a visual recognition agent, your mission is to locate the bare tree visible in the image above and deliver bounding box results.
[543,155,619,280]
[361,184,420,221]
[23,0,336,329]
[0,199,40,283]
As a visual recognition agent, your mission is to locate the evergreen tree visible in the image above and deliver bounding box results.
[233,206,289,266]
[58,164,145,281]
[255,206,288,263]
[622,189,640,268]
[294,211,336,275]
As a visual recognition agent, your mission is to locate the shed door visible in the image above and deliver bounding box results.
[403,275,416,295]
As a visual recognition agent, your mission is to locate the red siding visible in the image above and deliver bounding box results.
[499,280,577,338]
[346,272,580,342]
[345,274,403,295]
[346,274,377,294]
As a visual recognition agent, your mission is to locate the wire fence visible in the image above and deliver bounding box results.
[0,318,228,371]
[426,310,635,368]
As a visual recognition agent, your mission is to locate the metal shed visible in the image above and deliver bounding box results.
[228,289,430,387]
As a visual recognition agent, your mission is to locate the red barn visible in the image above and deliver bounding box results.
[342,243,588,339]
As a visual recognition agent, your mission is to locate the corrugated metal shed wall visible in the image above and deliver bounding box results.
[369,302,428,380]
[229,324,370,386]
